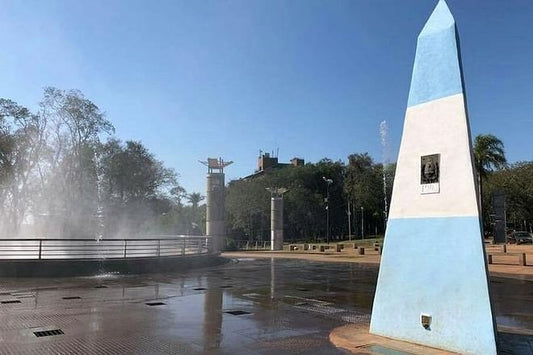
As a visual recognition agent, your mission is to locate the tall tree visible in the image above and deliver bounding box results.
[483,162,533,233]
[36,88,115,236]
[0,99,48,233]
[344,153,384,236]
[170,186,187,206]
[99,139,177,236]
[473,134,507,227]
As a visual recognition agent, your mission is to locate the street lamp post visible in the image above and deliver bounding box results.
[322,177,333,244]
[361,206,365,240]
[347,200,352,241]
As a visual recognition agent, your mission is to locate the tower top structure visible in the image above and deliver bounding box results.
[199,157,233,174]
[266,187,289,197]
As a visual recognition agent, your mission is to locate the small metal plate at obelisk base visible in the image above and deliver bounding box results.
[421,154,440,194]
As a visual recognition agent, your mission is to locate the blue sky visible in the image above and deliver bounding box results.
[1,0,532,195]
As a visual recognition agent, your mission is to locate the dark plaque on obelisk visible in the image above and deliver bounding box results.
[420,154,440,194]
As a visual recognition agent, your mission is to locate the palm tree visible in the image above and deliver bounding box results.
[473,134,507,216]
[187,192,205,209]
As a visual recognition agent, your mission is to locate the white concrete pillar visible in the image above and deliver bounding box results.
[206,173,225,253]
[270,197,283,251]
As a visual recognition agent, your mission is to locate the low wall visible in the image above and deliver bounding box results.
[0,254,228,277]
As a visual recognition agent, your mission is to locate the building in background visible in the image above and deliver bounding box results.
[244,151,304,180]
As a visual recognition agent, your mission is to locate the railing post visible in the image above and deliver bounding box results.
[197,239,202,254]
[124,240,127,258]
[181,239,185,256]
[157,239,161,257]
[38,240,42,260]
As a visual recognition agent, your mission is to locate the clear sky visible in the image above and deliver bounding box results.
[1,0,532,195]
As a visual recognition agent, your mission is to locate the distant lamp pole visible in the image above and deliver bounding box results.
[361,206,365,240]
[347,200,352,241]
[322,177,333,244]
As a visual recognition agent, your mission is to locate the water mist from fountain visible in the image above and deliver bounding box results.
[379,120,390,231]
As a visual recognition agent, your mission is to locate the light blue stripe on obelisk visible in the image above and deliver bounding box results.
[371,216,495,354]
[407,0,464,108]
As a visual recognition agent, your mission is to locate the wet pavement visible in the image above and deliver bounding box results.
[0,257,533,354]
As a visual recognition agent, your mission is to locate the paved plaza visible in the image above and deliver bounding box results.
[0,257,532,354]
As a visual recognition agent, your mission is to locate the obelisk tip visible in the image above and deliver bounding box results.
[419,0,455,38]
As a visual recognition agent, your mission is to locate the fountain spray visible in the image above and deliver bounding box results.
[379,120,389,231]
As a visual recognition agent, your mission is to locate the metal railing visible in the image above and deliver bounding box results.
[236,240,271,250]
[0,236,213,260]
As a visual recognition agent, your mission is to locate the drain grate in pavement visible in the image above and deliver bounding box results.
[94,285,108,288]
[146,302,166,306]
[220,285,232,289]
[225,310,251,316]
[34,329,64,337]
[1,300,21,304]
[62,296,81,300]
[297,288,310,292]
[193,287,206,291]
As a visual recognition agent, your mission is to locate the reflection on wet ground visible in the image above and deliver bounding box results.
[0,258,532,354]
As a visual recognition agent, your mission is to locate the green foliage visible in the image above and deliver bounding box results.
[0,88,193,238]
[187,192,205,209]
[344,154,395,236]
[474,134,507,178]
[226,157,392,242]
[99,139,176,202]
[33,87,116,236]
[98,139,178,236]
[0,98,47,233]
[345,153,382,211]
[483,162,533,232]
[474,134,508,231]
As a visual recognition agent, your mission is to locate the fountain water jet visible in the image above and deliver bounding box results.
[379,120,390,230]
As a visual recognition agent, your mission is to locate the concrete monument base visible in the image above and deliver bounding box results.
[331,324,456,354]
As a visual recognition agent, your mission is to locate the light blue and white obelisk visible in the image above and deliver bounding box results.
[370,1,497,354]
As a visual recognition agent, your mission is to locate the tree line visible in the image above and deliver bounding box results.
[225,155,395,243]
[0,88,203,238]
[475,135,532,234]
[472,134,533,235]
